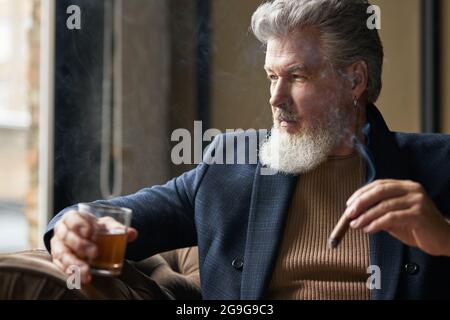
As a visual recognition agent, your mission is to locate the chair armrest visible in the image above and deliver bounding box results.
[133,247,201,300]
[0,249,88,299]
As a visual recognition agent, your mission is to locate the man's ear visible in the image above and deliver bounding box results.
[345,60,368,100]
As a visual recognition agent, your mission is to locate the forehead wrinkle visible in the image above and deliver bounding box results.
[264,63,309,76]
[287,65,307,73]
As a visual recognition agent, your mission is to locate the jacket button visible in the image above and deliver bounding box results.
[404,263,419,275]
[232,258,244,270]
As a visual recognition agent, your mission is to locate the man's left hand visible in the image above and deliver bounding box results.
[345,179,450,257]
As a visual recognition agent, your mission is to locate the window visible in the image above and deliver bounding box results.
[0,0,41,252]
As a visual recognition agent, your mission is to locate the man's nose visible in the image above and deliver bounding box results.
[269,79,291,109]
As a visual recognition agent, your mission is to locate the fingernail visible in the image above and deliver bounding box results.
[350,220,358,228]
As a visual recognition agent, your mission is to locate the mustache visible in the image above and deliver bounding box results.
[274,109,299,122]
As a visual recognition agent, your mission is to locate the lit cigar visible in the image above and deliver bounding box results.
[328,212,351,249]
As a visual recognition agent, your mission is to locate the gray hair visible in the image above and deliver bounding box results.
[251,0,384,103]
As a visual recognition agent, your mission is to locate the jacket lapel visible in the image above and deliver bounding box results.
[366,104,410,300]
[240,165,297,299]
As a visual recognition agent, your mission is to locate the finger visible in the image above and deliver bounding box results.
[51,236,89,279]
[51,234,92,284]
[98,216,125,227]
[345,181,410,219]
[63,210,98,239]
[362,209,411,234]
[350,195,413,229]
[53,220,69,244]
[50,235,70,262]
[59,251,92,284]
[64,229,98,259]
[52,258,65,272]
[97,217,137,242]
[97,216,129,236]
[77,208,99,223]
[127,227,138,243]
[53,223,97,259]
[346,180,398,207]
[363,210,422,249]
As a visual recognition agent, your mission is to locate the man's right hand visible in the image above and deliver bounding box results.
[50,209,138,285]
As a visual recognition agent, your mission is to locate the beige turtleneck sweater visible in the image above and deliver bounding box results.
[267,152,371,300]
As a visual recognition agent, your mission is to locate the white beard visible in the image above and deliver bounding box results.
[259,108,350,175]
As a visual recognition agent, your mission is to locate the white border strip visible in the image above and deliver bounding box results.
[38,0,55,246]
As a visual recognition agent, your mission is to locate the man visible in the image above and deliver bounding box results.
[44,0,450,299]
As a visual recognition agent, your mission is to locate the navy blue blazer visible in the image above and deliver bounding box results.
[45,104,450,300]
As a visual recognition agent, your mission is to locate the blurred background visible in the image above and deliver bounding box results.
[0,0,449,252]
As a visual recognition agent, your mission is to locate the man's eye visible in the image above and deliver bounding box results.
[292,75,307,81]
[267,75,278,81]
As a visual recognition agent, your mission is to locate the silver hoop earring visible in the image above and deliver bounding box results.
[353,99,358,109]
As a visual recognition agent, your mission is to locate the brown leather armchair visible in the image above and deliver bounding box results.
[0,247,201,300]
